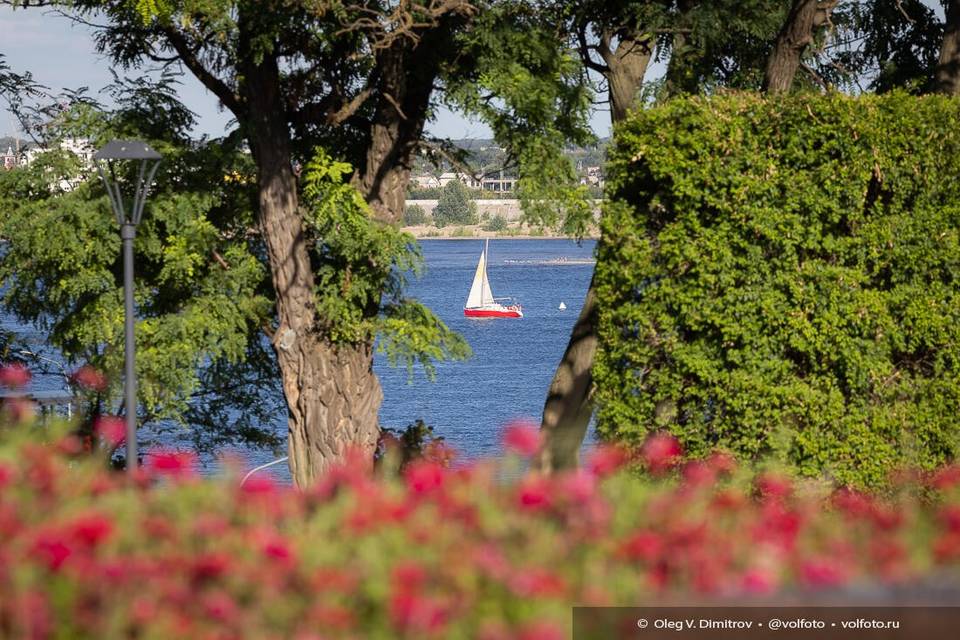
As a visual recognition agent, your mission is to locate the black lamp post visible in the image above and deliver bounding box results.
[93,140,161,475]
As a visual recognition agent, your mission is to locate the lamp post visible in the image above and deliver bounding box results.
[93,140,161,475]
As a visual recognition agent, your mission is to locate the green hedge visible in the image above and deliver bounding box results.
[595,92,960,487]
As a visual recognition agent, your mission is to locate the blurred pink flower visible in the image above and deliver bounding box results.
[30,532,72,571]
[517,475,552,511]
[94,416,126,447]
[518,620,565,640]
[68,513,114,549]
[755,472,793,501]
[405,459,445,494]
[619,531,664,562]
[640,432,683,474]
[0,363,31,388]
[799,557,848,588]
[146,450,198,479]
[740,568,777,594]
[502,420,542,457]
[70,365,108,392]
[586,444,631,477]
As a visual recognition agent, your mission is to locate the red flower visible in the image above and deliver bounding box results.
[94,416,126,447]
[681,460,716,488]
[510,569,567,598]
[557,469,597,503]
[191,552,231,584]
[70,365,108,392]
[502,420,542,457]
[0,363,31,388]
[405,459,445,494]
[146,450,198,479]
[389,592,446,633]
[640,432,683,474]
[392,561,428,590]
[240,474,277,496]
[940,506,960,534]
[254,529,295,564]
[620,531,664,562]
[932,465,960,490]
[586,444,631,477]
[517,475,552,511]
[31,533,72,571]
[518,621,564,640]
[799,557,847,588]
[0,463,12,492]
[68,513,114,548]
[755,472,793,501]
[740,568,777,594]
[202,590,238,623]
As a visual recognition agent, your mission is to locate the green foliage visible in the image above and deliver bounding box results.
[483,213,508,232]
[402,204,428,226]
[595,92,960,488]
[431,180,478,228]
[0,76,280,447]
[300,150,470,375]
[446,1,595,238]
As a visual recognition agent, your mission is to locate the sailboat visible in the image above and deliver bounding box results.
[464,239,523,318]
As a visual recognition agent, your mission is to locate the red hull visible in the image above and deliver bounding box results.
[464,308,522,318]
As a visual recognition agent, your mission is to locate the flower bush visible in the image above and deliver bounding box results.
[1,381,960,637]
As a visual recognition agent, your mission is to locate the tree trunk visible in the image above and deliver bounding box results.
[243,51,382,486]
[536,31,650,472]
[603,32,654,122]
[352,30,446,222]
[936,0,960,95]
[536,276,598,472]
[763,0,837,94]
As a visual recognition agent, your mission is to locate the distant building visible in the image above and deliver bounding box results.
[480,176,517,193]
[412,174,441,189]
[580,165,604,188]
[438,171,481,189]
[1,146,16,170]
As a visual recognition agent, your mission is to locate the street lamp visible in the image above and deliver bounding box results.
[93,140,161,475]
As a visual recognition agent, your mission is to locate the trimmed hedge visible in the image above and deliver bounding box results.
[595,92,960,487]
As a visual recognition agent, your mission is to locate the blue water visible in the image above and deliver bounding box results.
[2,238,596,478]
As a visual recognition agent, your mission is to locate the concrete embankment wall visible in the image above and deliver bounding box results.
[407,199,523,221]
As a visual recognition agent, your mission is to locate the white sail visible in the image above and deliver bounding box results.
[480,239,494,304]
[466,239,495,308]
[466,246,487,308]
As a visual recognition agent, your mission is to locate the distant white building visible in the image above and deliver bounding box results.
[21,137,95,168]
[438,171,481,189]
[480,176,517,193]
[412,174,441,189]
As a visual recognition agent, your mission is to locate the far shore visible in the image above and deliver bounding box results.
[401,224,599,240]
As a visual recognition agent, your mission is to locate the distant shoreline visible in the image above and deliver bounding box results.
[401,224,599,240]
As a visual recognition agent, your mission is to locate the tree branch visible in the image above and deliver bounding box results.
[159,25,243,116]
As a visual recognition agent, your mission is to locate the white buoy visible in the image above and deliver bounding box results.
[559,302,567,310]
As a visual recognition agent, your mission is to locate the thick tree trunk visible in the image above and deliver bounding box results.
[536,32,649,472]
[936,0,960,95]
[243,53,382,486]
[763,0,837,94]
[352,31,446,222]
[603,32,653,122]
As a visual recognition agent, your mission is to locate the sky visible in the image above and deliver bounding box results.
[0,6,614,141]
